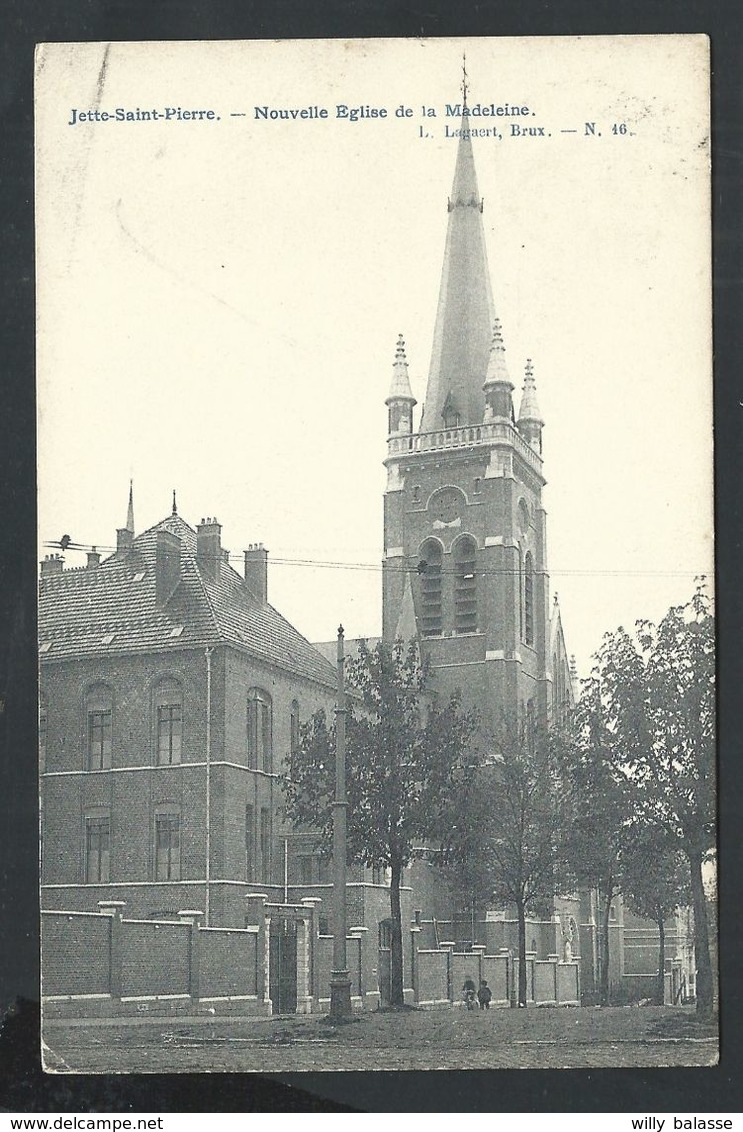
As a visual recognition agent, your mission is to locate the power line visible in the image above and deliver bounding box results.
[42,540,708,580]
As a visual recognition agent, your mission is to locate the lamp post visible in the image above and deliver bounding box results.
[329,624,352,1020]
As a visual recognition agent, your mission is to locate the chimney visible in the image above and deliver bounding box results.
[244,543,268,604]
[117,527,134,553]
[156,529,181,604]
[196,517,222,582]
[87,548,101,569]
[40,554,64,577]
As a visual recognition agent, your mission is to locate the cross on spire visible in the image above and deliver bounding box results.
[461,51,469,108]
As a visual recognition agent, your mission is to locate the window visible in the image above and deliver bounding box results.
[372,865,386,885]
[297,854,314,885]
[419,540,443,637]
[290,699,300,757]
[247,689,272,771]
[260,806,270,880]
[86,685,112,770]
[155,679,183,765]
[85,813,110,883]
[524,552,534,646]
[155,811,181,880]
[245,804,254,881]
[453,536,478,634]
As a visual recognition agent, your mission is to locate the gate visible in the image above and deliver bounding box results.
[269,917,298,1014]
[378,919,393,1007]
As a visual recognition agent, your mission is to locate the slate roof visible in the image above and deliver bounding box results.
[38,514,336,689]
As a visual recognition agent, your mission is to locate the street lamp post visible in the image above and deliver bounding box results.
[329,624,352,1020]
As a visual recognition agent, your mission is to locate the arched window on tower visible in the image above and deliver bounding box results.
[524,552,534,647]
[453,536,478,634]
[418,540,443,637]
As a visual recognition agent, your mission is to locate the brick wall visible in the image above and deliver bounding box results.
[417,950,449,1003]
[199,927,258,998]
[42,911,111,996]
[120,920,191,997]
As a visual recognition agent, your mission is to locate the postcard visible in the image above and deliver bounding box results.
[35,36,715,1072]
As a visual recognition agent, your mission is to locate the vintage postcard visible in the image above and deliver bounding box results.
[35,36,715,1072]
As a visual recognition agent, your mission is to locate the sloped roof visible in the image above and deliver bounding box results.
[38,513,336,689]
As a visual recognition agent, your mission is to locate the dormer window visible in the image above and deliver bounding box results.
[442,392,460,430]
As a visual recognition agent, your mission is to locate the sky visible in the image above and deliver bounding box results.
[35,36,713,673]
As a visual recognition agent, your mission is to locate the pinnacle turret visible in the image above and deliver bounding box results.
[386,334,416,436]
[483,319,515,422]
[517,359,544,453]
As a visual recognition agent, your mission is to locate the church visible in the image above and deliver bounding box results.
[377,94,577,934]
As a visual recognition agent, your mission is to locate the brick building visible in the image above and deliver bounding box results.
[39,496,341,928]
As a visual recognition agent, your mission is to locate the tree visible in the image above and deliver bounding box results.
[580,585,716,1018]
[439,719,570,1008]
[561,680,632,1005]
[282,639,478,1008]
[621,825,690,1005]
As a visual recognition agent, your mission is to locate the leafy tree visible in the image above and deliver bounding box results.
[439,719,570,1008]
[579,585,716,1017]
[561,681,632,1005]
[282,639,478,1008]
[621,825,690,1005]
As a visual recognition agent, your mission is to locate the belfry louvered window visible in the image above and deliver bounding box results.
[524,552,534,646]
[454,537,478,634]
[419,540,443,637]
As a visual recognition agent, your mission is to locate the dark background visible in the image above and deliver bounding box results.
[1,0,741,1113]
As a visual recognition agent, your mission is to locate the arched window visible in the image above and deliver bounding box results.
[453,536,478,634]
[290,699,300,757]
[418,540,443,637]
[155,678,183,765]
[247,688,272,772]
[86,684,112,770]
[524,552,534,646]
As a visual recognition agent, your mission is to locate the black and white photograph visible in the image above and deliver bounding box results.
[34,36,716,1073]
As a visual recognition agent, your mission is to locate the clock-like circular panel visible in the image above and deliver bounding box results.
[431,488,463,524]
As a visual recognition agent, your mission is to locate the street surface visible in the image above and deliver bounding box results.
[44,1005,718,1073]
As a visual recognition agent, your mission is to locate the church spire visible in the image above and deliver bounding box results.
[420,73,497,431]
[125,479,135,533]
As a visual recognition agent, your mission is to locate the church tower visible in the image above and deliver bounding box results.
[382,101,554,730]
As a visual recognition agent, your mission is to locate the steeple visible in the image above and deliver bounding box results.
[517,358,544,453]
[419,80,497,432]
[385,334,416,436]
[482,319,515,422]
[126,479,135,533]
[116,480,135,553]
[172,489,178,516]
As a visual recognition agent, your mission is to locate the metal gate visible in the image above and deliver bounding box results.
[269,917,298,1014]
[378,919,393,1007]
